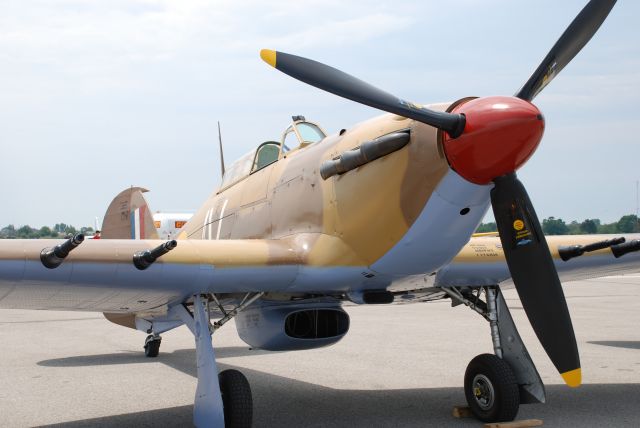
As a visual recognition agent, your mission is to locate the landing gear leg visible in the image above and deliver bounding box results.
[173,295,253,428]
[192,294,225,427]
[442,285,545,423]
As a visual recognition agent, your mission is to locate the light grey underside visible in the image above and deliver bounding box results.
[1,244,639,314]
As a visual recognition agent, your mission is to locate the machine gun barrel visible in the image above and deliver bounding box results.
[40,234,85,269]
[611,239,640,259]
[583,237,625,252]
[558,237,626,262]
[133,240,178,270]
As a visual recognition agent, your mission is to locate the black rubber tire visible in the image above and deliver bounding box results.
[464,353,519,422]
[144,335,161,358]
[219,369,253,428]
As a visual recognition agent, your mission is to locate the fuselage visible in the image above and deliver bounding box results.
[181,103,492,281]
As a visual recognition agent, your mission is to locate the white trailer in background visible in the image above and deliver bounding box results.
[152,212,193,240]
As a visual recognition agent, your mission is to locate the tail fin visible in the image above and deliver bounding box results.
[101,187,159,239]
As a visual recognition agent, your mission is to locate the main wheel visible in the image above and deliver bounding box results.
[219,369,252,428]
[144,335,161,358]
[464,353,519,422]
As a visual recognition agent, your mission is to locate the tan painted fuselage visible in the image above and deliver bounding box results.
[181,107,451,267]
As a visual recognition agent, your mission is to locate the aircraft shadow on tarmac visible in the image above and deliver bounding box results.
[588,341,640,350]
[37,348,640,428]
[38,346,270,376]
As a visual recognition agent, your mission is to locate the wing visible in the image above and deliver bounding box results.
[0,238,300,313]
[436,234,640,288]
[3,233,638,313]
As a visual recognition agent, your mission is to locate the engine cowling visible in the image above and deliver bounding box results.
[235,303,350,351]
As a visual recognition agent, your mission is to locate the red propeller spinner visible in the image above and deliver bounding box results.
[442,96,545,185]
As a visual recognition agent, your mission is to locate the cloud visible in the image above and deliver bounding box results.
[243,13,411,51]
[0,1,411,69]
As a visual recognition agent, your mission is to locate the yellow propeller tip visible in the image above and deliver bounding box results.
[561,368,582,388]
[260,49,277,67]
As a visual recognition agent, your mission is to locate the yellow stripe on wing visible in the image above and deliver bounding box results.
[471,232,499,238]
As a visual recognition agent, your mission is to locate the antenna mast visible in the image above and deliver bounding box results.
[218,121,226,179]
[635,180,640,232]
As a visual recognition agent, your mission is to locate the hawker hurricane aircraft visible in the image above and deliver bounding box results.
[0,0,635,426]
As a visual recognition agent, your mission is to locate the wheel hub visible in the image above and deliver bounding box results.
[472,374,495,410]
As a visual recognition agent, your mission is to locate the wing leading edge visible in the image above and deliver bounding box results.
[0,238,301,313]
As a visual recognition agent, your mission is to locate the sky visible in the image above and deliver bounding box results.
[1,0,638,228]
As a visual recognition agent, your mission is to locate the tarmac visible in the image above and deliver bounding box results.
[0,275,639,427]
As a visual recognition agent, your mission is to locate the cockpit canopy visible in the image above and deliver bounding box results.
[220,116,326,189]
[281,117,325,152]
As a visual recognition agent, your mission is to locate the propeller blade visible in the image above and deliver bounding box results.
[515,0,616,101]
[491,174,580,387]
[260,49,466,137]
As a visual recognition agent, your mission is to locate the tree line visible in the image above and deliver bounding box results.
[477,214,640,235]
[2,214,639,239]
[0,223,94,239]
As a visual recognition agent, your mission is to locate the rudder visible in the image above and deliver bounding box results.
[101,187,159,239]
